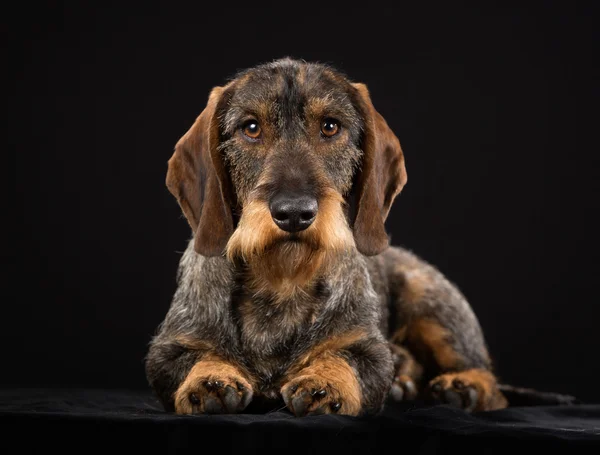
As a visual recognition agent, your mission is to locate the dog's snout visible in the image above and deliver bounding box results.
[269,194,318,233]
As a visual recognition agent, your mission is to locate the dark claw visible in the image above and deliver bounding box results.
[311,389,327,398]
[453,379,465,390]
[330,402,342,412]
[241,387,253,409]
[189,393,200,405]
[204,396,224,414]
[222,385,240,413]
[291,394,309,417]
[390,383,405,401]
[442,389,463,408]
[464,387,479,412]
[404,380,416,398]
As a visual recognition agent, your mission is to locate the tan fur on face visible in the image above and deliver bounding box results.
[226,199,280,262]
[226,187,354,301]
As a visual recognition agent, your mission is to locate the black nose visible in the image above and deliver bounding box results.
[269,194,318,233]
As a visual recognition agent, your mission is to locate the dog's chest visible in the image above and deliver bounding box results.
[235,295,318,377]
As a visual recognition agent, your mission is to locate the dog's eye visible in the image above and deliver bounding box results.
[242,120,261,139]
[321,118,340,138]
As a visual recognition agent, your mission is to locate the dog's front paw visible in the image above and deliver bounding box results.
[281,373,361,417]
[426,368,508,412]
[174,359,253,415]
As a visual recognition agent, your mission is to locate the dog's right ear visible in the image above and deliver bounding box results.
[166,86,234,257]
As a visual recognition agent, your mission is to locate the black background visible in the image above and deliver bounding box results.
[5,2,599,404]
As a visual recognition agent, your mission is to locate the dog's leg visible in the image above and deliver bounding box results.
[145,246,256,414]
[384,247,508,412]
[145,337,200,412]
[146,336,254,415]
[280,332,394,417]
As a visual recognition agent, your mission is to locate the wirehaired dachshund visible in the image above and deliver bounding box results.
[145,57,509,417]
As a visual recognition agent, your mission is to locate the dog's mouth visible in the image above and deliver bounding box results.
[257,229,322,257]
[284,233,301,242]
[271,231,311,247]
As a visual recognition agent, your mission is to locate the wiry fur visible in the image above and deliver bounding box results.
[145,58,509,416]
[227,188,354,301]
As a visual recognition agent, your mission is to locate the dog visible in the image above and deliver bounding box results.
[145,57,509,416]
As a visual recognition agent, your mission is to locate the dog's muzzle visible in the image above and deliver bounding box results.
[269,193,318,233]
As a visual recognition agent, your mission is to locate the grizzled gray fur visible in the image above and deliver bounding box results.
[145,58,508,416]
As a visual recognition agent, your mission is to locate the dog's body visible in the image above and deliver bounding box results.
[145,58,508,416]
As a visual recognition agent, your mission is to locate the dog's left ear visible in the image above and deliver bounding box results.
[350,83,407,256]
[166,86,235,256]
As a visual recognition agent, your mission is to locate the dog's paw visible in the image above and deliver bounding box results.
[281,374,361,417]
[390,374,418,402]
[426,368,508,412]
[174,359,253,415]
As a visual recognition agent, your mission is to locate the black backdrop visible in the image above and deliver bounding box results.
[6,3,598,404]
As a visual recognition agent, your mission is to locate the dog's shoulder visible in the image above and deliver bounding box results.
[364,245,422,276]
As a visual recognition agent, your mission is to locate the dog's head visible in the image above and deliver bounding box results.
[167,58,406,270]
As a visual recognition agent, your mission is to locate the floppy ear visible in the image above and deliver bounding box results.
[351,83,408,256]
[165,86,234,257]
